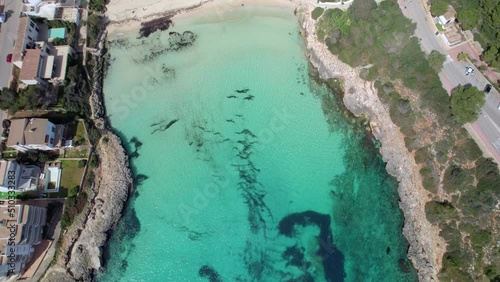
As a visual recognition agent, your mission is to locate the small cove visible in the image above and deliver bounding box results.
[99,6,417,282]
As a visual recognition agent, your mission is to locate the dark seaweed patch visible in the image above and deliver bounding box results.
[199,265,223,282]
[135,174,149,186]
[283,245,305,268]
[129,136,143,159]
[169,31,197,51]
[139,16,173,38]
[278,210,345,282]
[235,88,250,93]
[151,119,179,134]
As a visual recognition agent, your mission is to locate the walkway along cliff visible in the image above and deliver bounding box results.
[298,4,443,282]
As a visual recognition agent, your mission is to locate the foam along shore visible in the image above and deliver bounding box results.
[297,4,443,282]
[105,0,297,38]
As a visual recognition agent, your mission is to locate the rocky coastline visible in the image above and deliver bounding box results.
[298,4,443,282]
[41,30,134,282]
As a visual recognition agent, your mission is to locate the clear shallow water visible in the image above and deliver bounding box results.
[99,6,417,282]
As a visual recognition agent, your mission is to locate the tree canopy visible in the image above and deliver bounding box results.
[430,1,449,16]
[0,86,49,114]
[348,0,377,20]
[428,50,446,72]
[450,85,485,124]
[456,9,480,30]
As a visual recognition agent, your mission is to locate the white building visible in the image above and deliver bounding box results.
[0,161,40,193]
[0,203,46,278]
[6,119,60,152]
[22,0,81,23]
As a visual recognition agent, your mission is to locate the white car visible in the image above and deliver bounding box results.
[0,13,5,24]
[465,66,474,76]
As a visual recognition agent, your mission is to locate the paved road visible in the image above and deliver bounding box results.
[401,0,500,162]
[0,0,23,89]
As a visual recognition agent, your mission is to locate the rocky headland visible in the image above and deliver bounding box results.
[298,4,443,281]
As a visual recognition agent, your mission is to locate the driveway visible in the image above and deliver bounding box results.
[0,0,23,89]
[399,0,500,162]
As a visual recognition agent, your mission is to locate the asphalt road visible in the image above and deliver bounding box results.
[0,0,23,89]
[403,0,500,160]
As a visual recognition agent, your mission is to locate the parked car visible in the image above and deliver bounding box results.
[465,66,474,76]
[5,54,12,63]
[0,13,6,24]
[483,84,492,94]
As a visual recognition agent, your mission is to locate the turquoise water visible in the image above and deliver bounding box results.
[99,6,417,282]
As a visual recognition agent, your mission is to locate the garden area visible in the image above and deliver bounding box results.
[49,160,86,198]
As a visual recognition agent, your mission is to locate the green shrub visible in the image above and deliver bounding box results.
[89,0,108,12]
[439,250,474,281]
[428,50,446,72]
[442,165,474,193]
[450,85,485,125]
[51,38,67,46]
[470,229,491,246]
[61,192,87,229]
[78,160,87,168]
[430,1,449,16]
[420,167,437,193]
[312,7,325,20]
[454,137,482,164]
[415,146,431,164]
[87,13,105,48]
[425,200,458,225]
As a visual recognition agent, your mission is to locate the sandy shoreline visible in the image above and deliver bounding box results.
[106,0,297,38]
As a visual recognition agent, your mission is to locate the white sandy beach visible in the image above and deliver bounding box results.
[106,0,298,36]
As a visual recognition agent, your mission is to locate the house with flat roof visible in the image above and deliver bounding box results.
[0,161,40,192]
[18,40,75,86]
[22,0,81,23]
[6,118,61,152]
[0,203,46,278]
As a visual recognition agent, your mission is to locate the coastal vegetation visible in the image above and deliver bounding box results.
[311,7,324,20]
[429,0,448,16]
[0,85,50,114]
[87,13,106,48]
[88,0,109,12]
[450,85,485,124]
[315,0,499,280]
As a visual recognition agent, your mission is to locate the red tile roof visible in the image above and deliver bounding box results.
[19,49,42,81]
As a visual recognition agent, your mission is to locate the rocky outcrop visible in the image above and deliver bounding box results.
[66,133,132,280]
[298,4,443,282]
[42,134,132,282]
